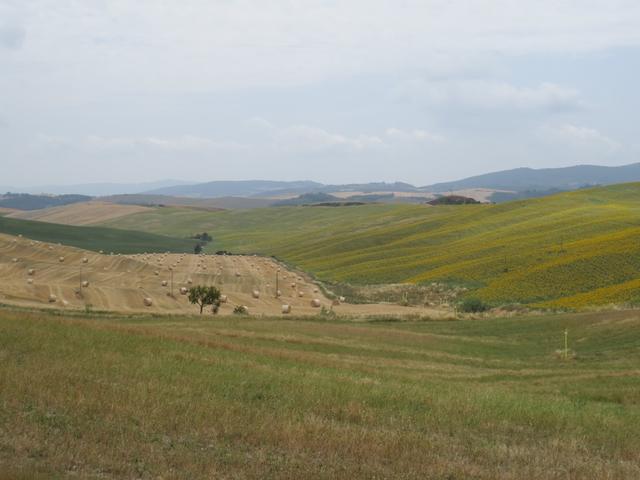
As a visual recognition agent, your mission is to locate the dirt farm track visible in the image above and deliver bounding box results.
[0,233,448,317]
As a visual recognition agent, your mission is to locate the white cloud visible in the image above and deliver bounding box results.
[385,128,445,143]
[34,122,444,159]
[37,134,246,152]
[540,124,621,152]
[393,80,583,111]
[275,125,384,153]
[4,1,640,94]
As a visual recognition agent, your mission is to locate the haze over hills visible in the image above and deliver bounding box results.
[4,163,640,203]
[144,180,324,198]
[143,163,640,199]
[424,163,640,193]
[3,180,195,196]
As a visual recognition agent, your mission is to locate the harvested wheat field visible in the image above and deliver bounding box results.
[0,233,449,317]
[6,201,152,226]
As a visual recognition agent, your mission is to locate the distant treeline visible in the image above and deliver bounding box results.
[0,193,92,211]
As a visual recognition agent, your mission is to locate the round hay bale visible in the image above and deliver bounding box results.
[62,300,69,307]
[281,304,291,314]
[143,297,153,307]
[290,283,296,288]
[180,287,188,295]
[161,280,168,287]
[220,294,228,303]
[48,294,57,303]
[99,250,104,254]
[27,269,35,276]
[12,258,18,263]
[81,280,89,288]
[313,288,318,293]
[298,291,305,297]
[276,289,282,297]
[58,256,65,263]
[27,278,33,285]
[187,278,193,284]
[311,298,321,308]
[82,257,89,264]
[339,296,346,302]
[48,246,53,250]
[154,271,159,276]
[235,271,241,277]
[252,290,260,299]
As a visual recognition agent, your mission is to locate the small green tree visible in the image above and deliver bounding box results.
[188,285,221,314]
[194,243,203,255]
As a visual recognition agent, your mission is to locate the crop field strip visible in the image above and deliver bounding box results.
[5,201,152,226]
[0,215,197,254]
[1,307,639,478]
[103,183,640,308]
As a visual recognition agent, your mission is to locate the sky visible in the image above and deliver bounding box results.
[1,0,639,188]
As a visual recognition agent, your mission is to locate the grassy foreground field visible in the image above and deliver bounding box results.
[0,215,197,254]
[104,183,640,308]
[1,307,639,479]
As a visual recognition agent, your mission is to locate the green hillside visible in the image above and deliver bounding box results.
[0,215,198,254]
[103,183,640,308]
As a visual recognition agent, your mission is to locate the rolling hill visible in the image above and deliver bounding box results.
[103,183,640,308]
[0,215,198,254]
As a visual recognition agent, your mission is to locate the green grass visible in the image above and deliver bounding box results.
[1,306,639,478]
[0,215,198,254]
[103,183,640,307]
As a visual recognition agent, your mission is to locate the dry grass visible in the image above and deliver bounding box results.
[0,233,451,318]
[1,306,639,479]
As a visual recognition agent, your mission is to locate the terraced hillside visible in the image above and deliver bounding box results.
[103,183,640,308]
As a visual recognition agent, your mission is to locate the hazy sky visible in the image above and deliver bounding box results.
[1,1,639,188]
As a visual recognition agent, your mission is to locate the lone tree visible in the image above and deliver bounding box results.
[188,285,222,314]
[194,243,203,255]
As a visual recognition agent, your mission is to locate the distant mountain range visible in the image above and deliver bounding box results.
[4,163,640,203]
[143,164,640,199]
[144,180,422,198]
[423,163,640,193]
[144,180,324,198]
[3,180,195,196]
